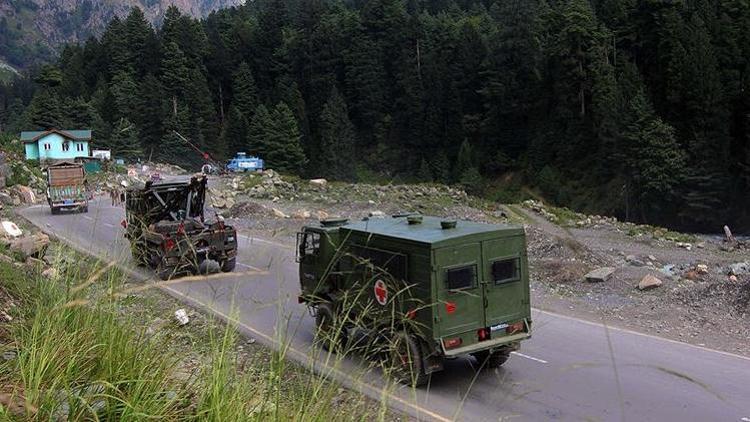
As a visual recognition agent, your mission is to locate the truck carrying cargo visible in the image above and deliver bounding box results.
[123,175,238,280]
[45,161,89,214]
[296,214,532,386]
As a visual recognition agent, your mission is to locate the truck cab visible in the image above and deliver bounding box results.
[296,215,532,386]
[226,152,264,173]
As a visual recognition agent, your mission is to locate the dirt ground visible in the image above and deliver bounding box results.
[209,174,750,357]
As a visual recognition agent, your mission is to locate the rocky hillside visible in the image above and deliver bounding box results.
[0,0,241,68]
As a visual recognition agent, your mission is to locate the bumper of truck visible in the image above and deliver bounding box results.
[440,331,531,357]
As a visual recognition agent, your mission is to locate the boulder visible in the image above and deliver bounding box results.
[368,210,386,218]
[316,210,329,220]
[728,262,749,276]
[625,255,645,267]
[212,197,227,209]
[174,309,190,326]
[695,264,709,274]
[638,274,662,290]
[0,221,23,238]
[272,208,288,219]
[0,192,13,206]
[10,233,50,260]
[309,178,328,188]
[42,267,59,280]
[15,185,36,204]
[676,242,692,251]
[584,267,615,283]
[729,275,738,283]
[292,209,311,219]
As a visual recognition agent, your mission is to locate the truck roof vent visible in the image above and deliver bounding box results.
[407,215,423,225]
[320,217,348,227]
[441,220,457,229]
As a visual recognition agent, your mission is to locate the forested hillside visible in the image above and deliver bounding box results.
[1,0,749,232]
[0,0,241,68]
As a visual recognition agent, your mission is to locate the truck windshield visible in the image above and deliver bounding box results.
[297,232,320,261]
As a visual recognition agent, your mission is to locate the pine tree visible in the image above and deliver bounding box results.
[418,158,433,181]
[23,90,64,130]
[318,87,356,180]
[222,106,250,156]
[64,97,96,128]
[135,74,166,157]
[231,61,259,119]
[266,102,307,174]
[160,41,189,116]
[248,104,272,158]
[109,118,143,159]
[109,70,138,121]
[622,91,687,221]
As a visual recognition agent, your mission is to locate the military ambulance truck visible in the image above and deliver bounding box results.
[296,214,531,386]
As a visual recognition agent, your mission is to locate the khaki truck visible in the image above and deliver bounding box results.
[123,175,238,280]
[45,161,89,214]
[296,214,532,386]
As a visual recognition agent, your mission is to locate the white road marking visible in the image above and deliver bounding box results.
[511,351,548,364]
[82,215,93,221]
[237,262,260,271]
[103,223,114,228]
[534,308,750,362]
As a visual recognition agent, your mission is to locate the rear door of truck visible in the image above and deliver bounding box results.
[481,235,529,329]
[433,243,484,336]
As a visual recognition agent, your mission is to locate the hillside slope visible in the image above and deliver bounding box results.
[0,0,241,68]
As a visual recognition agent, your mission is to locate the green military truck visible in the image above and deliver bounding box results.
[123,175,238,280]
[296,214,532,386]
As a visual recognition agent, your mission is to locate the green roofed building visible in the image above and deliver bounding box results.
[20,129,92,162]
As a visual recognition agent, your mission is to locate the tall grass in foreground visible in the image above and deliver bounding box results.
[0,246,387,421]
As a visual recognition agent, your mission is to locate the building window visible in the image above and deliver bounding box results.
[62,143,70,152]
[43,143,51,151]
[77,143,84,152]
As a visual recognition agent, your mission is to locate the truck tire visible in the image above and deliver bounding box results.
[81,205,89,213]
[221,257,236,272]
[315,302,345,352]
[388,331,427,387]
[473,349,511,368]
[50,207,59,215]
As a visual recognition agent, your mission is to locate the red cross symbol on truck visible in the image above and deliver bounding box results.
[374,279,388,306]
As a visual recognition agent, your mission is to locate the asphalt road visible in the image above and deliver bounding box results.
[19,196,750,422]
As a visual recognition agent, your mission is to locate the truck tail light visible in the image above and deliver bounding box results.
[406,309,417,319]
[445,302,456,314]
[477,328,490,341]
[443,337,462,349]
[177,222,185,235]
[120,219,127,228]
[506,321,525,335]
[163,237,176,252]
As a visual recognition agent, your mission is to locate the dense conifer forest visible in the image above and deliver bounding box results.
[1,0,749,232]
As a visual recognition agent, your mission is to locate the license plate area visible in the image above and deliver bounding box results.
[490,323,508,332]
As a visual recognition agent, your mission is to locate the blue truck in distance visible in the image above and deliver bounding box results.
[226,152,264,173]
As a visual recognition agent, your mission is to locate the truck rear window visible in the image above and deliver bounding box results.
[492,258,520,284]
[446,265,476,290]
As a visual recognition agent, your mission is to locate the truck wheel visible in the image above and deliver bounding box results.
[388,331,427,387]
[51,207,59,215]
[315,302,345,352]
[473,349,511,368]
[220,257,236,272]
[81,205,89,213]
